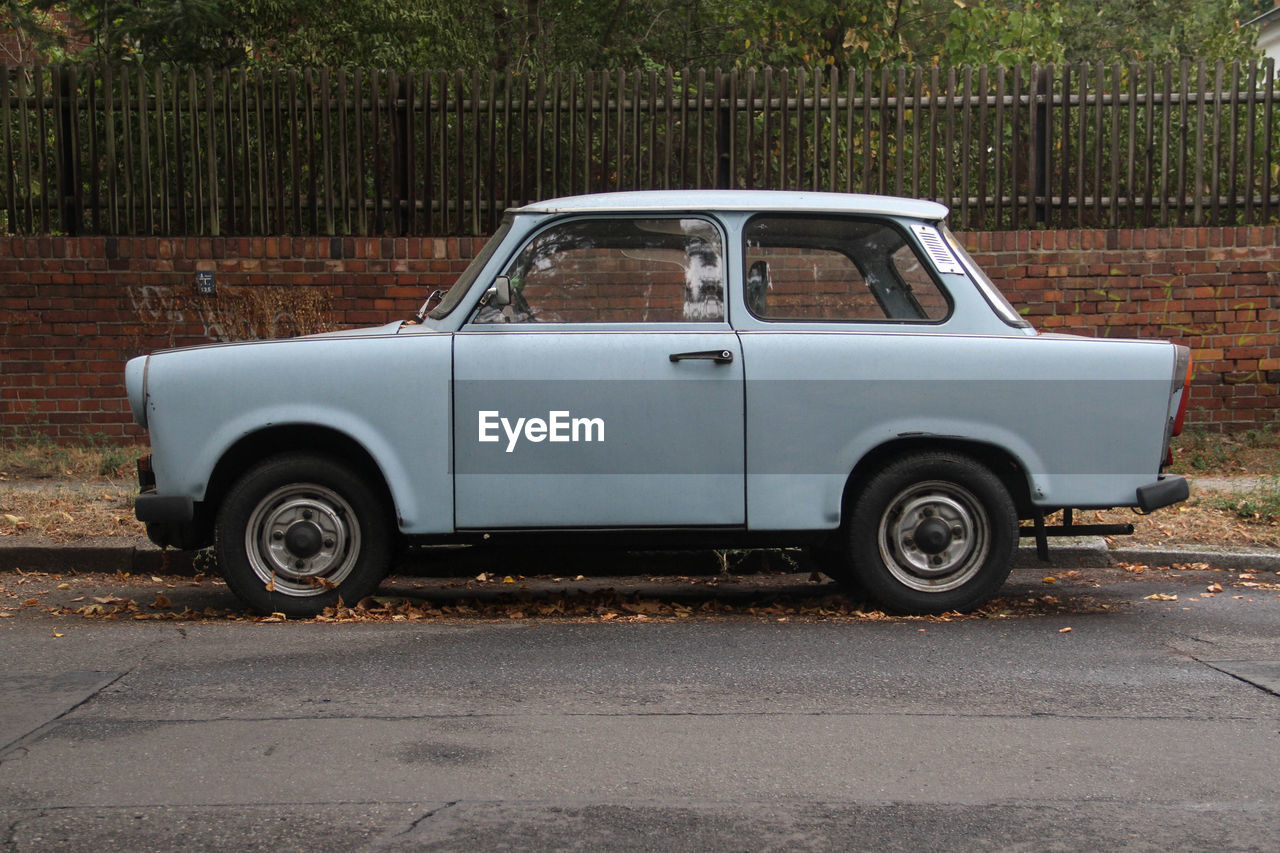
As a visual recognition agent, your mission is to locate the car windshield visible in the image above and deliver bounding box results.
[426,218,515,320]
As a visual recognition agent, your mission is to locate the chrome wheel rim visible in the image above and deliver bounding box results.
[243,483,361,597]
[877,480,990,593]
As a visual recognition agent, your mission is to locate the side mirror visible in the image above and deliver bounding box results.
[479,275,512,308]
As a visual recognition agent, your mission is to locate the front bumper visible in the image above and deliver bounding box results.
[134,456,194,523]
[1136,474,1189,513]
[135,492,195,523]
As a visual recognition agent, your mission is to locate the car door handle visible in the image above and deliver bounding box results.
[669,349,734,364]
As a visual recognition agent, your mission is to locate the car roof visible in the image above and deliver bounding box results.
[511,190,950,221]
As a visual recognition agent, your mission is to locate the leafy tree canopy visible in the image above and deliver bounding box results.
[3,0,1261,68]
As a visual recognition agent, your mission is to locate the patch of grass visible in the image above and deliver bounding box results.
[1203,478,1280,522]
[0,435,141,481]
[1175,429,1234,472]
[1171,425,1280,476]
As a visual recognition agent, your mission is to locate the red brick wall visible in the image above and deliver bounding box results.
[2,226,1278,442]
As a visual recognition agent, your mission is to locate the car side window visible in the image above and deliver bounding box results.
[743,215,950,322]
[472,217,725,324]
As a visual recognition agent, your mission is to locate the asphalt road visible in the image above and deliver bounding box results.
[1,563,1278,851]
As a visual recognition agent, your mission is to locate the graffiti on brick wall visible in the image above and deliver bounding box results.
[129,285,333,345]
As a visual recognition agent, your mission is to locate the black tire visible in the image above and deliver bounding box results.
[848,452,1017,615]
[214,453,393,617]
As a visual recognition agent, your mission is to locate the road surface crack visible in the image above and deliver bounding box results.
[1193,658,1280,698]
[381,801,459,844]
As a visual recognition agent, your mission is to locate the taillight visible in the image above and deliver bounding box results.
[1171,351,1194,437]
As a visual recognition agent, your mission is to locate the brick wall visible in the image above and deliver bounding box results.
[2,226,1278,442]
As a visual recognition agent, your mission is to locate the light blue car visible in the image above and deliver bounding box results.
[125,191,1191,616]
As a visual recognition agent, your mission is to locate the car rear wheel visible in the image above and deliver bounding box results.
[848,452,1016,614]
[215,453,392,617]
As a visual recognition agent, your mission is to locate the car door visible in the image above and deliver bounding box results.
[452,214,745,529]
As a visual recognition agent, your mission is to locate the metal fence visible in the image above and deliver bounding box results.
[3,60,1277,236]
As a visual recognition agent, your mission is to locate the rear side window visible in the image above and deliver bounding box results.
[743,215,950,323]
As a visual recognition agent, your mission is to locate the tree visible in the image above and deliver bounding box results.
[1,0,1262,68]
[941,0,1258,67]
[16,0,242,63]
[943,1,1065,67]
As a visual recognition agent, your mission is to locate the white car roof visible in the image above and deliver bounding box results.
[513,190,950,221]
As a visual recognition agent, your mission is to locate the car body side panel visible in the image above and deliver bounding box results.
[142,333,454,534]
[740,330,1177,530]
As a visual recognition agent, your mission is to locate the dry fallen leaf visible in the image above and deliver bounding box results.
[1042,576,1057,584]
[1144,593,1179,601]
[56,583,71,591]
[1058,627,1073,633]
[1206,582,1223,593]
[151,594,172,609]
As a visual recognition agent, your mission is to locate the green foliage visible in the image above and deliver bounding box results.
[1053,0,1259,64]
[19,0,243,63]
[3,0,1263,71]
[944,1,1065,67]
[720,0,928,68]
[226,0,489,68]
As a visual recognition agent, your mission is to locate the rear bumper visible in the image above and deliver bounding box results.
[1136,474,1189,513]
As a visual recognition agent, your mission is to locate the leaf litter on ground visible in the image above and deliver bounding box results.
[7,570,1124,626]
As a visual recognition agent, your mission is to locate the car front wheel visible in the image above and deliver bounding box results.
[215,453,393,616]
[848,452,1017,614]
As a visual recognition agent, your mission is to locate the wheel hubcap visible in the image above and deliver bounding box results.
[878,480,990,593]
[283,520,324,558]
[912,516,953,554]
[244,484,361,597]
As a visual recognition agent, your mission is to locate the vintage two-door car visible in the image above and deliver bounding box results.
[125,190,1191,616]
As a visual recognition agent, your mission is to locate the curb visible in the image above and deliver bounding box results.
[3,537,1280,576]
[1108,545,1280,573]
[1013,538,1280,572]
[0,539,198,575]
